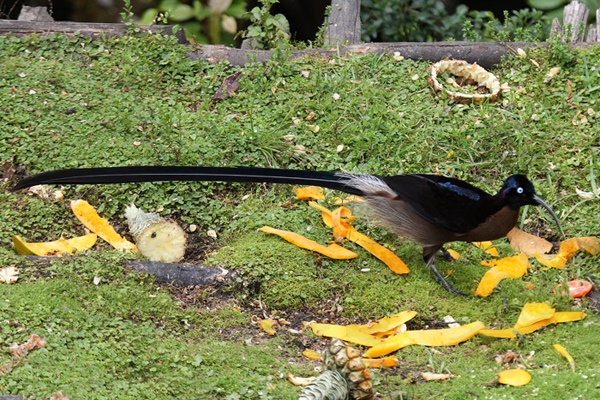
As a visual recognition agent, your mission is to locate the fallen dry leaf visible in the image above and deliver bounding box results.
[506,228,553,256]
[50,392,70,400]
[9,334,47,357]
[259,318,279,336]
[421,372,453,381]
[544,66,560,84]
[0,267,19,284]
[211,71,242,101]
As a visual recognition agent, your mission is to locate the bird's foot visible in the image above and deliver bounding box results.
[428,260,466,296]
[439,248,458,262]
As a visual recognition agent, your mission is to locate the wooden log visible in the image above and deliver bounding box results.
[128,260,235,286]
[188,41,594,69]
[0,20,188,44]
[325,0,361,46]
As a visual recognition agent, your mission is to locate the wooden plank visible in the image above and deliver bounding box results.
[325,0,361,46]
[586,9,600,42]
[0,20,188,44]
[550,0,598,42]
[562,0,589,42]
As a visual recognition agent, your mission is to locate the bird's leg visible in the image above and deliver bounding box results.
[423,249,466,296]
[426,258,466,296]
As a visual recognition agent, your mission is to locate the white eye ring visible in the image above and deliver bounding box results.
[517,187,524,194]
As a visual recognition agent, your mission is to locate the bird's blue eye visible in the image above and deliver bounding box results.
[517,187,524,194]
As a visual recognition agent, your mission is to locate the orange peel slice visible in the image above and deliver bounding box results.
[308,202,409,275]
[553,343,575,372]
[363,321,485,357]
[309,323,383,347]
[473,241,500,257]
[70,200,137,252]
[497,369,531,386]
[13,233,97,256]
[479,302,586,339]
[295,186,325,201]
[302,349,322,361]
[476,254,529,297]
[363,356,400,368]
[534,236,599,269]
[258,226,358,260]
[357,311,417,336]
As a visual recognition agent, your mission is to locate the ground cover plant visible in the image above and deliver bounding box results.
[0,31,598,399]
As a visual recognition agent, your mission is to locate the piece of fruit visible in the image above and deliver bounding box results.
[13,234,97,256]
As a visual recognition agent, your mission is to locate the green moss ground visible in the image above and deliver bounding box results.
[0,32,598,399]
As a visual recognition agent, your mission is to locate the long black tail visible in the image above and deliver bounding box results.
[11,166,367,196]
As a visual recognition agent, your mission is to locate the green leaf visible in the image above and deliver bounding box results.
[249,7,262,22]
[527,0,566,10]
[139,8,159,24]
[226,0,247,18]
[169,4,195,21]
[271,14,290,33]
[192,0,210,20]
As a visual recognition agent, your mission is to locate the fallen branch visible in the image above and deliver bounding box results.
[128,260,235,286]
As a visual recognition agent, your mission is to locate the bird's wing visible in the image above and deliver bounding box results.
[381,174,501,233]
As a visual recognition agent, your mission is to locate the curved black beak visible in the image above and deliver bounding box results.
[533,194,563,235]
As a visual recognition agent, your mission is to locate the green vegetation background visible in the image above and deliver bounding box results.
[0,32,598,399]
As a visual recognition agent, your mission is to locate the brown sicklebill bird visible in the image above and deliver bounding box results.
[12,166,563,295]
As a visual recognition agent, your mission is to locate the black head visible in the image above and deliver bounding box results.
[500,175,538,208]
[500,174,563,234]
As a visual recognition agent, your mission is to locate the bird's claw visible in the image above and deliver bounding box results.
[439,248,458,262]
